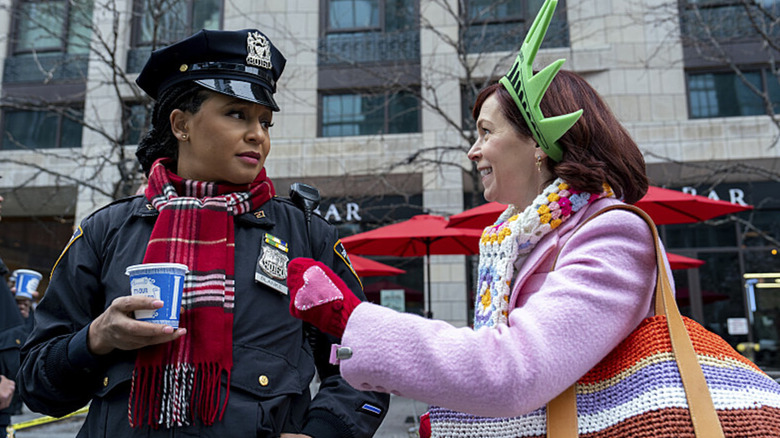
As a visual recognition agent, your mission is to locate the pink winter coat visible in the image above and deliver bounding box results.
[339,198,671,417]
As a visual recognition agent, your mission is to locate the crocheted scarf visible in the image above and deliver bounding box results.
[474,178,613,329]
[427,179,613,438]
[129,158,275,428]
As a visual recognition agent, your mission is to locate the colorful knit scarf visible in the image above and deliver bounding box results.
[427,179,613,438]
[474,178,614,329]
[129,158,275,428]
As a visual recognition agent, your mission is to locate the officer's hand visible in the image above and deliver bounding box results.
[0,375,15,410]
[287,258,363,338]
[88,295,187,355]
[10,285,39,300]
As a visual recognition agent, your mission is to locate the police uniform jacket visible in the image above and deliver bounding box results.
[19,194,389,437]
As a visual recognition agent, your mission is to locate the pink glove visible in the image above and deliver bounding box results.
[287,258,362,338]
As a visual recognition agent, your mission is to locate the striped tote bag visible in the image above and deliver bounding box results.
[547,205,780,438]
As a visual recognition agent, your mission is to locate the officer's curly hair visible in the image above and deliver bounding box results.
[136,82,211,175]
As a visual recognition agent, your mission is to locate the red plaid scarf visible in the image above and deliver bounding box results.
[129,158,274,428]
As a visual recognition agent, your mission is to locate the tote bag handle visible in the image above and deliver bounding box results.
[545,204,724,438]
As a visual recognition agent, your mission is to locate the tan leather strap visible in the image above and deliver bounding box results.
[546,384,577,438]
[545,204,724,438]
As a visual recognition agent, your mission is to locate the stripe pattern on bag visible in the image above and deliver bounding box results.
[568,315,780,437]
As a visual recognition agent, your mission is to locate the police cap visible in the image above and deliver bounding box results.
[136,29,286,111]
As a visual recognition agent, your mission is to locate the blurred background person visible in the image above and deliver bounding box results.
[0,192,23,428]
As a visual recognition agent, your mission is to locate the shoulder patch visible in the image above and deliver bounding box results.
[51,225,83,279]
[334,240,362,289]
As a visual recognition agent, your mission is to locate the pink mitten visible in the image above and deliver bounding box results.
[287,258,362,338]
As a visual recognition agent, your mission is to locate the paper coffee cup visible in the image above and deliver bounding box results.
[13,269,41,300]
[125,263,188,328]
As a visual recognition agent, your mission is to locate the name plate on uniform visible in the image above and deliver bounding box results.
[255,233,289,295]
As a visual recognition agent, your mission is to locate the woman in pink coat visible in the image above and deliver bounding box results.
[285,1,667,435]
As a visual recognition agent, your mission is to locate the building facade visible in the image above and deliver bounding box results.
[1,0,779,366]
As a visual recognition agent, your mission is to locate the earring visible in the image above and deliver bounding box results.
[535,155,542,172]
[181,133,188,141]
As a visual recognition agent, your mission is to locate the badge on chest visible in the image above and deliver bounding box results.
[255,233,289,294]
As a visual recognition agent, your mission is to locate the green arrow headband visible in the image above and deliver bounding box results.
[499,0,582,162]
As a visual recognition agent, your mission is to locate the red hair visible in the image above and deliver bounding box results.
[472,70,648,203]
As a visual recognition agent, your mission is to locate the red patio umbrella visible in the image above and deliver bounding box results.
[636,186,753,225]
[447,201,506,229]
[349,255,406,277]
[447,186,753,229]
[667,252,705,270]
[341,214,482,317]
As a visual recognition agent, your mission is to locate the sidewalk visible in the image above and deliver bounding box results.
[374,395,428,438]
[7,395,428,438]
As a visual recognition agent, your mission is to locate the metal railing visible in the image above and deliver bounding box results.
[318,31,420,65]
[3,53,89,84]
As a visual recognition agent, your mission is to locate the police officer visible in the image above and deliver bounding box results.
[19,29,389,437]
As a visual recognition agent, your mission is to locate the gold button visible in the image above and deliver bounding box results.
[103,377,109,387]
[15,339,20,345]
[258,375,269,387]
[179,64,188,72]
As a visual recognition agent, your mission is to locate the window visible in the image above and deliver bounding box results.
[328,0,381,30]
[127,0,223,72]
[463,0,569,53]
[319,0,419,65]
[1,107,84,150]
[680,0,780,42]
[12,0,92,55]
[15,1,67,53]
[318,1,421,135]
[4,0,93,83]
[687,69,780,118]
[133,0,221,47]
[321,90,420,137]
[467,0,524,22]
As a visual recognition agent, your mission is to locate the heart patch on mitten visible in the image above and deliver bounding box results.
[293,265,344,311]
